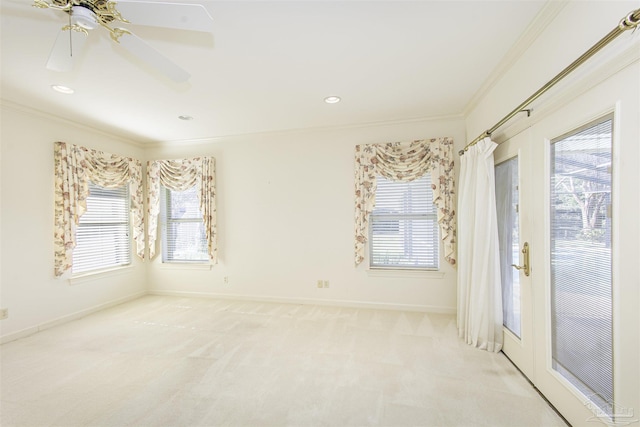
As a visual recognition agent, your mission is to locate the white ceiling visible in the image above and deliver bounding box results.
[1,0,547,144]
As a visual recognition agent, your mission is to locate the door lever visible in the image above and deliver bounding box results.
[511,242,530,277]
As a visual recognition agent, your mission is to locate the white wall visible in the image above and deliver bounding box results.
[0,104,147,341]
[2,1,635,338]
[146,118,465,312]
[0,104,464,342]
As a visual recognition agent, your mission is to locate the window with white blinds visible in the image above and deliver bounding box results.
[161,185,209,263]
[550,115,613,416]
[369,174,439,269]
[72,182,131,274]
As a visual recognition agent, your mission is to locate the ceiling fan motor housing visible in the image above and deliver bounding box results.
[71,6,99,30]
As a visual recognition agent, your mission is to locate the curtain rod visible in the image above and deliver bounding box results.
[459,8,640,156]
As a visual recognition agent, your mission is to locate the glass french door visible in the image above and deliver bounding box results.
[494,130,534,379]
[495,118,623,425]
[497,64,639,426]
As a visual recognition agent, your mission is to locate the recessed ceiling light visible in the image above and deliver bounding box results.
[178,115,194,121]
[51,84,74,94]
[324,96,341,104]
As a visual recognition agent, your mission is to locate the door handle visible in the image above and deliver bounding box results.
[511,242,530,277]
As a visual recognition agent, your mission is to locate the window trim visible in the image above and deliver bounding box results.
[366,261,445,278]
[68,265,134,285]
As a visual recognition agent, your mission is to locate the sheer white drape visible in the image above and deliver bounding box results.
[457,138,503,352]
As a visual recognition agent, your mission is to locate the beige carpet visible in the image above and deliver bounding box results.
[0,295,566,426]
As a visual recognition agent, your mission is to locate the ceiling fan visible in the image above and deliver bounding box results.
[33,0,214,82]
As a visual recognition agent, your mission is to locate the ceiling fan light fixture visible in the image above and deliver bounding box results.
[71,6,99,30]
[51,84,75,94]
[324,95,341,104]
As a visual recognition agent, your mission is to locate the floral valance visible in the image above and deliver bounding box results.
[53,141,144,277]
[354,138,456,266]
[147,157,217,263]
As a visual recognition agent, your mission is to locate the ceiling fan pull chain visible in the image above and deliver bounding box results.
[68,10,73,57]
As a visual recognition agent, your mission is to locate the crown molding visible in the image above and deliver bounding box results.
[1,98,464,149]
[0,99,148,149]
[145,113,465,149]
[462,0,569,118]
[491,39,639,146]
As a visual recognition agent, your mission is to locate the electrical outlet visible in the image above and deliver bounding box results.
[0,308,8,320]
[224,276,229,284]
[323,280,330,288]
[317,280,323,288]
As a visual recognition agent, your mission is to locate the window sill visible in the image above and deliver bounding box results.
[69,265,134,286]
[367,268,445,280]
[159,262,213,271]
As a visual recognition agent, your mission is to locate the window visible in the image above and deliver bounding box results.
[369,174,439,269]
[160,185,209,263]
[72,182,131,274]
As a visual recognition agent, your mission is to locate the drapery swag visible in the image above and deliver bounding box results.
[354,138,456,266]
[53,141,144,277]
[147,157,217,263]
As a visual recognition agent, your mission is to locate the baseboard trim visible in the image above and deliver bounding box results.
[1,291,456,344]
[147,290,456,314]
[0,291,146,344]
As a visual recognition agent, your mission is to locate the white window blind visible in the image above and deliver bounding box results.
[72,182,131,274]
[161,185,209,263]
[550,116,613,416]
[369,174,439,269]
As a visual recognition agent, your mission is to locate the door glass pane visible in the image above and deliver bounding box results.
[550,116,613,416]
[496,157,521,337]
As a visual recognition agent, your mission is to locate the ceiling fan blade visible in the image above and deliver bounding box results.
[46,28,88,72]
[117,31,191,82]
[114,1,214,32]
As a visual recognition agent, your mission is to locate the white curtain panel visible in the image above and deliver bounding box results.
[457,138,503,352]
